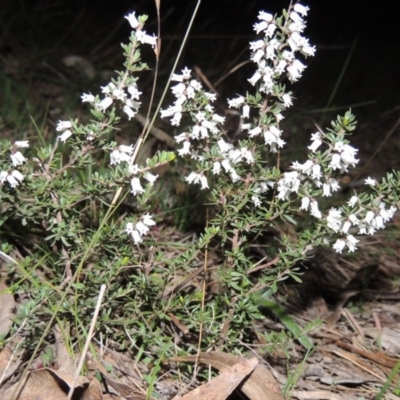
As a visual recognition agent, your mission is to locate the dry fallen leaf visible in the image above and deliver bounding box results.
[1,367,105,400]
[169,352,284,400]
[174,357,258,400]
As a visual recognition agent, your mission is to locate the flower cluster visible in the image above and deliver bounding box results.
[161,67,255,188]
[125,213,156,244]
[0,140,29,188]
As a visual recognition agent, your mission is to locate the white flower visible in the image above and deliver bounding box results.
[333,239,346,253]
[221,159,232,172]
[101,82,116,94]
[330,153,342,170]
[135,221,150,236]
[56,121,72,131]
[136,30,157,47]
[0,171,8,184]
[212,162,221,175]
[131,177,144,195]
[228,96,245,108]
[277,171,300,200]
[252,195,261,207]
[10,152,26,166]
[308,132,322,152]
[346,235,359,252]
[348,196,358,207]
[127,85,142,99]
[129,164,140,174]
[282,94,293,108]
[322,183,331,197]
[178,141,191,156]
[171,112,182,126]
[310,200,322,218]
[365,177,376,186]
[185,171,201,185]
[143,172,158,185]
[242,105,250,119]
[98,97,113,111]
[14,141,29,148]
[123,105,136,120]
[248,127,262,137]
[212,114,225,124]
[142,213,156,226]
[58,130,73,143]
[6,170,24,188]
[110,149,130,165]
[294,3,310,16]
[218,139,233,153]
[200,175,209,190]
[275,60,287,75]
[125,12,140,29]
[81,93,95,103]
[326,208,342,232]
[112,89,127,101]
[341,221,351,234]
[300,197,310,211]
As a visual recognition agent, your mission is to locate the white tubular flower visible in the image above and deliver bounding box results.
[101,82,116,94]
[81,93,95,103]
[348,195,358,207]
[123,105,136,120]
[56,121,72,131]
[125,12,140,29]
[242,105,250,119]
[275,60,287,75]
[294,3,310,16]
[341,221,351,234]
[0,171,8,184]
[10,152,26,166]
[322,183,331,197]
[252,195,261,207]
[14,140,29,148]
[365,177,376,186]
[326,208,342,232]
[135,221,150,236]
[228,96,245,108]
[171,112,182,126]
[143,172,158,185]
[218,139,233,153]
[333,239,346,253]
[131,177,144,195]
[310,200,322,218]
[127,85,142,100]
[178,141,191,156]
[248,126,262,137]
[186,171,201,185]
[129,164,140,175]
[110,149,130,165]
[98,96,113,111]
[330,153,342,170]
[112,89,127,101]
[282,94,293,108]
[6,170,24,188]
[300,196,310,211]
[58,130,73,143]
[136,30,157,47]
[119,145,134,154]
[212,162,221,175]
[308,132,322,152]
[200,175,209,189]
[142,213,156,226]
[346,235,359,252]
[277,171,300,200]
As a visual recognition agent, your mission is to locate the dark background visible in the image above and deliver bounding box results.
[1,0,399,173]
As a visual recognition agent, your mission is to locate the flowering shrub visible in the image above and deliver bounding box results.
[1,2,400,383]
